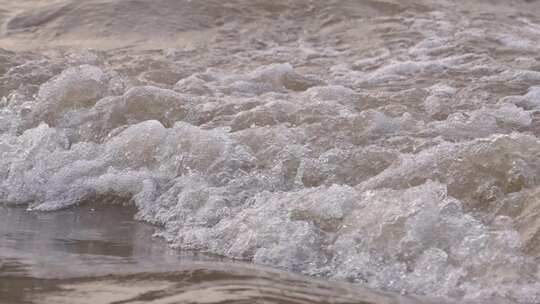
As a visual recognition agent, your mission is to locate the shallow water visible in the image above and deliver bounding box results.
[0,204,223,279]
[2,0,540,303]
[0,205,440,304]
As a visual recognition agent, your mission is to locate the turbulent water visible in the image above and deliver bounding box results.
[2,0,540,303]
[3,205,438,304]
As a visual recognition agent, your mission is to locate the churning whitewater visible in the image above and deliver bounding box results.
[1,0,540,303]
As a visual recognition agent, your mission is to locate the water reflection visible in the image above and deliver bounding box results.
[0,204,222,278]
[2,263,445,304]
[0,205,448,304]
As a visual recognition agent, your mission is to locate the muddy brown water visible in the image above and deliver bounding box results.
[2,0,540,303]
[0,205,442,304]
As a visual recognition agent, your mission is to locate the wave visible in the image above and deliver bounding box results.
[2,0,540,303]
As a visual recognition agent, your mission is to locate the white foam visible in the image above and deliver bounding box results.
[3,2,540,302]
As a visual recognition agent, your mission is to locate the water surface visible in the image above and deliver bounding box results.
[0,205,439,304]
[2,1,540,303]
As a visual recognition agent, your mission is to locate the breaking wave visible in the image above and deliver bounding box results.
[2,1,540,303]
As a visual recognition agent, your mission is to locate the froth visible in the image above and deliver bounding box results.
[2,1,540,303]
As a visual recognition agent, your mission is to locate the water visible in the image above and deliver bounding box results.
[0,204,222,278]
[0,205,438,304]
[1,0,540,303]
